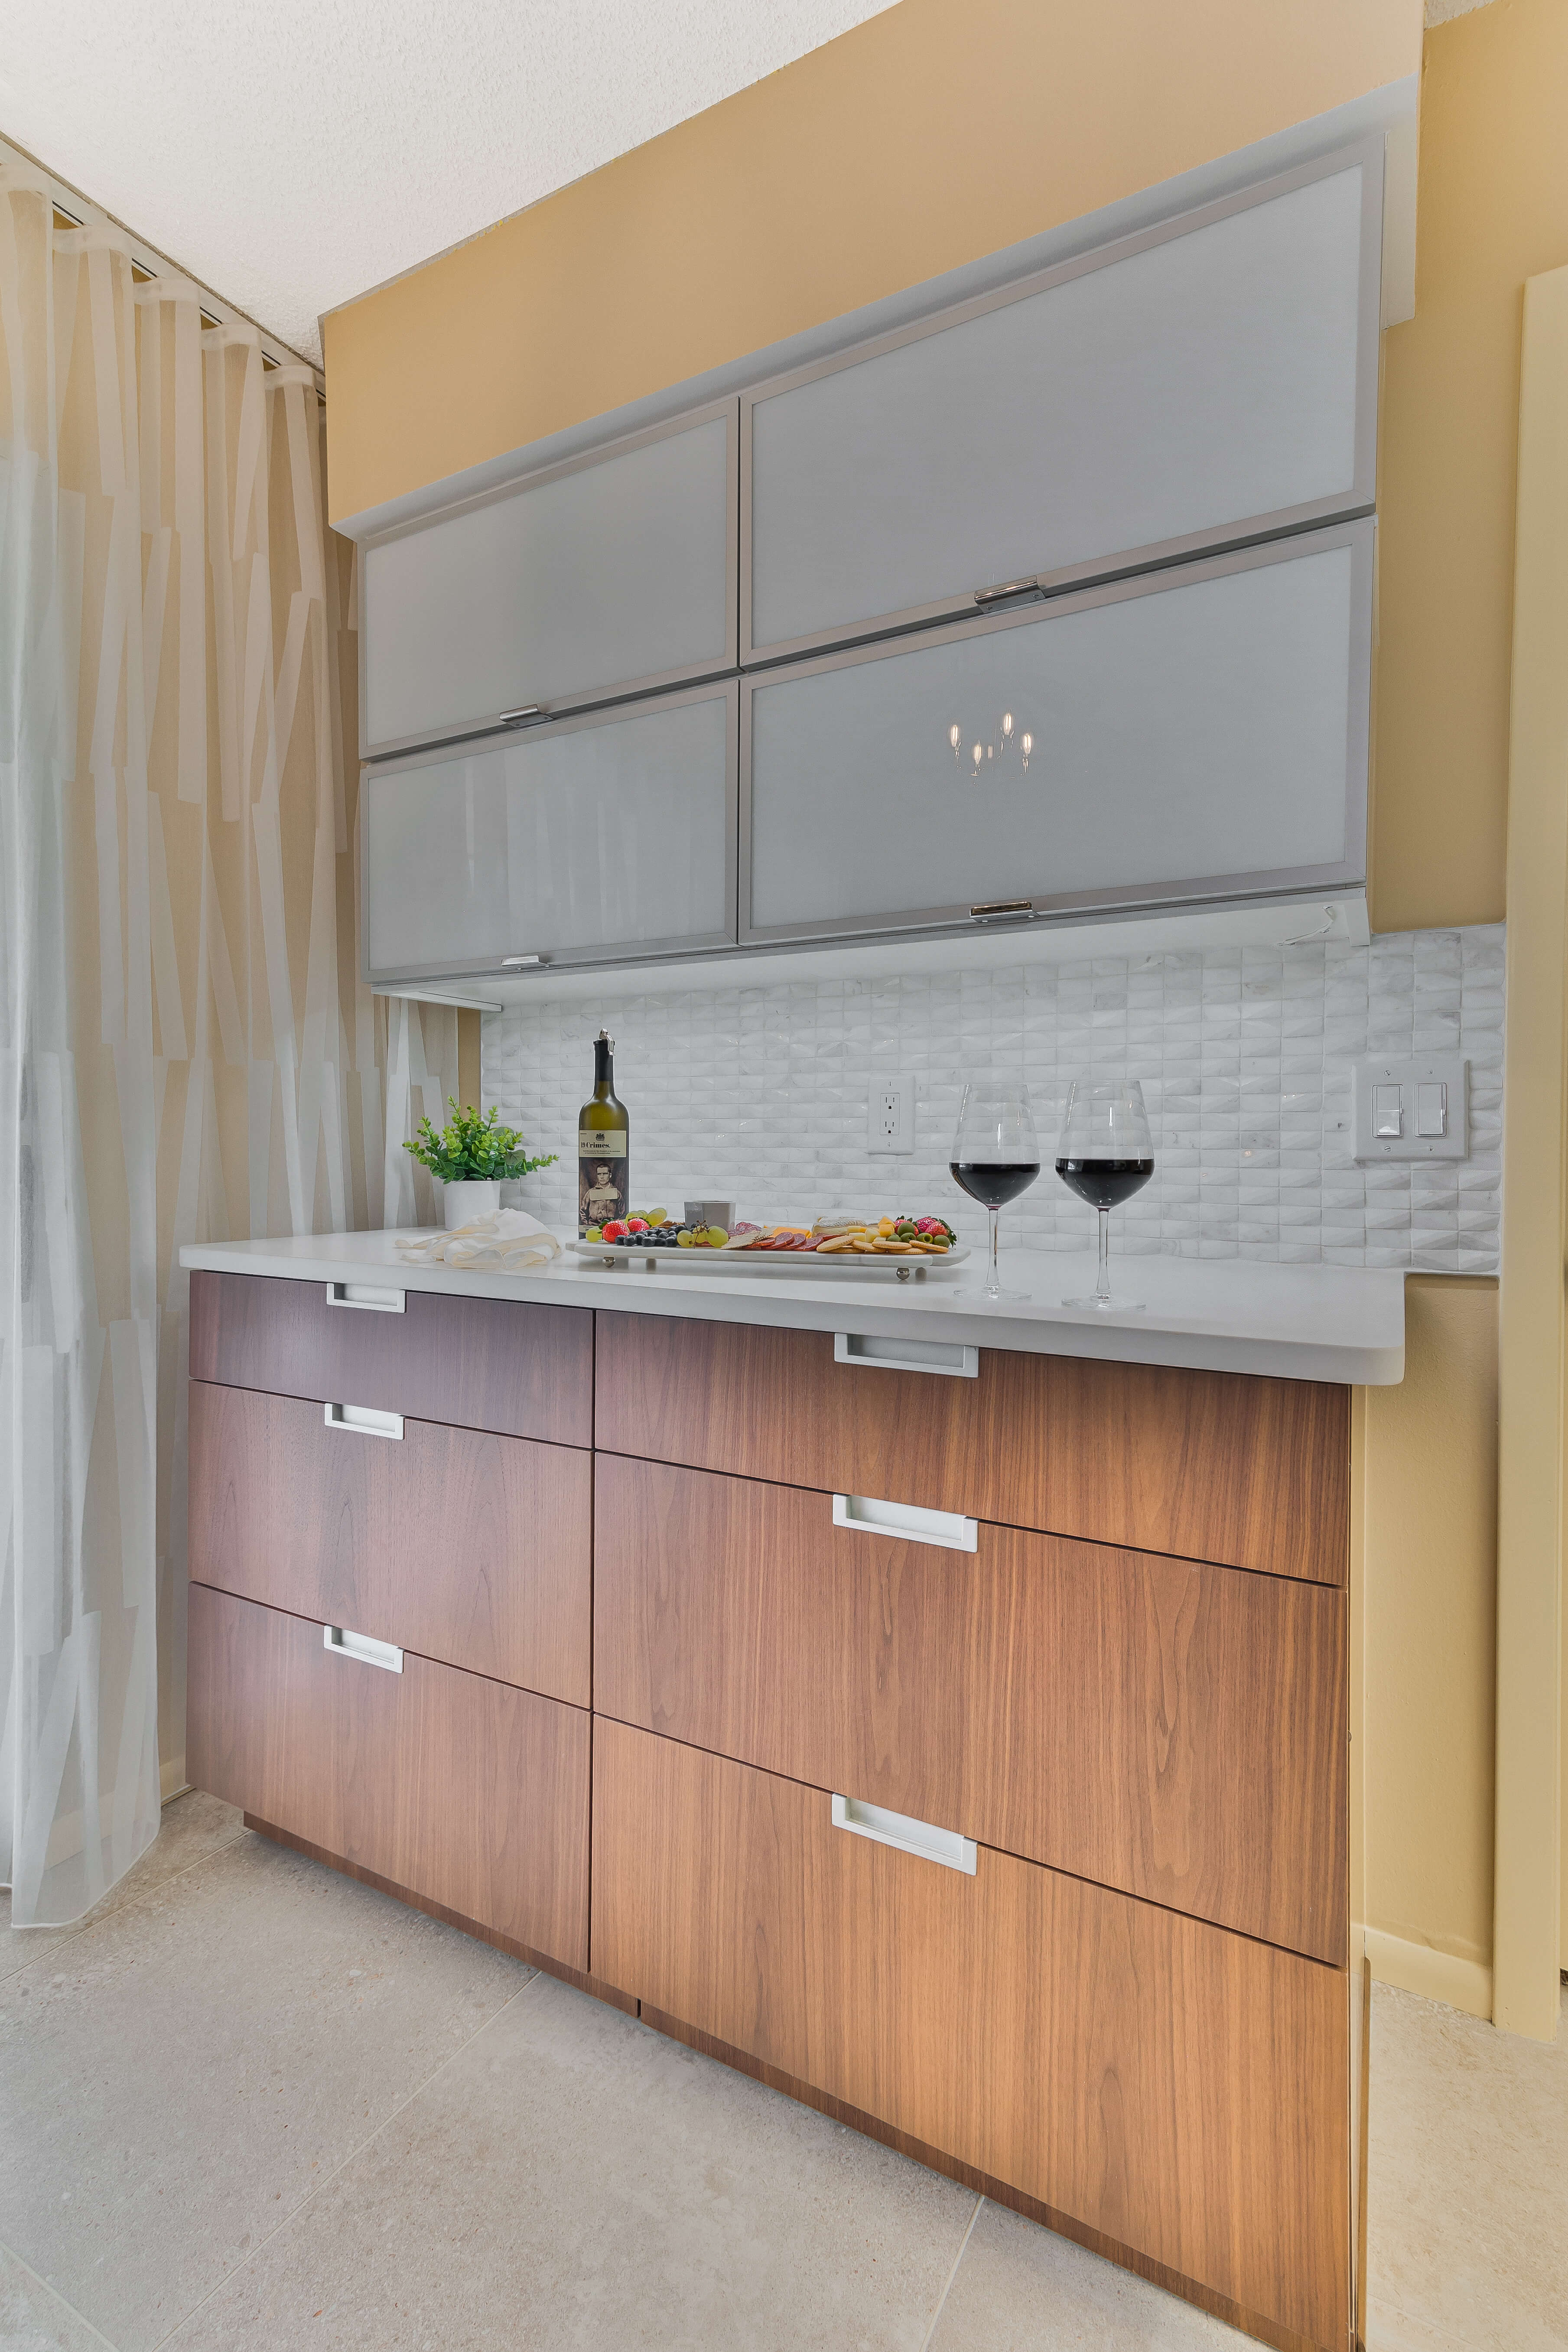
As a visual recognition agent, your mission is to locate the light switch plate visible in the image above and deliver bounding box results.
[1353,1058,1469,1160]
[868,1075,916,1155]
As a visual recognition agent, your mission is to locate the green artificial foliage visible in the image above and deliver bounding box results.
[403,1099,557,1184]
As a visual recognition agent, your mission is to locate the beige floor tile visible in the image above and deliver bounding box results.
[0,1792,245,1984]
[1364,2294,1480,2351]
[0,1830,530,2352]
[1367,1980,1568,2352]
[925,2198,1248,2350]
[0,2241,115,2352]
[165,1974,978,2352]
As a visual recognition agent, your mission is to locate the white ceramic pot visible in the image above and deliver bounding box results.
[440,1178,501,1229]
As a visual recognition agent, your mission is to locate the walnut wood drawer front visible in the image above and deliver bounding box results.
[593,1455,1347,1962]
[190,1269,592,1447]
[592,1720,1348,2352]
[593,1313,1348,1583]
[188,1581,589,1969]
[189,1380,592,1705]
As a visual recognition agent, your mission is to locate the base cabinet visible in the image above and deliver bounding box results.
[183,1278,1353,2352]
[188,1581,590,1970]
[591,1717,1349,2352]
[593,1452,1348,1961]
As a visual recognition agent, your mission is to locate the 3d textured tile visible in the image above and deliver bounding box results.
[483,926,1505,1273]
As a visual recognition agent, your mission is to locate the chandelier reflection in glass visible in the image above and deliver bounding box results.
[947,710,1033,778]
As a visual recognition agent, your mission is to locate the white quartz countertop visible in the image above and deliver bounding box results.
[179,1232,1406,1384]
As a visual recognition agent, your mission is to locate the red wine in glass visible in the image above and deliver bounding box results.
[950,1081,1041,1299]
[949,1160,1041,1209]
[1054,1158,1154,1212]
[1056,1079,1155,1311]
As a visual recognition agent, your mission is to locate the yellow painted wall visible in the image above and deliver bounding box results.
[1373,0,1568,934]
[1363,1278,1499,1974]
[322,0,1419,524]
[321,0,1558,1988]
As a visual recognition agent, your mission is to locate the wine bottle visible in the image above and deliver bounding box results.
[578,1030,629,1235]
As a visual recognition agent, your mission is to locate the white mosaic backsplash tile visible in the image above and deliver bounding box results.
[482,924,1505,1272]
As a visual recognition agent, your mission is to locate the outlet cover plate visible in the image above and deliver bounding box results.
[1353,1058,1469,1161]
[868,1075,915,1155]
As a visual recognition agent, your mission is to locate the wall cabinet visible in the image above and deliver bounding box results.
[360,400,737,759]
[362,681,737,984]
[743,144,1379,663]
[744,522,1370,943]
[355,140,1378,983]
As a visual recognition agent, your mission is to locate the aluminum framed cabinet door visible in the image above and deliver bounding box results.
[743,144,1380,663]
[364,680,737,984]
[361,400,737,758]
[741,522,1370,948]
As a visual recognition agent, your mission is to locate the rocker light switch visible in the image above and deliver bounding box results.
[1354,1060,1469,1161]
[1416,1082,1448,1138]
[1373,1086,1404,1138]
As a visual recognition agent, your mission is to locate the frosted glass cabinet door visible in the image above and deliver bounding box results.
[742,524,1370,945]
[364,683,736,983]
[744,146,1379,661]
[361,401,737,758]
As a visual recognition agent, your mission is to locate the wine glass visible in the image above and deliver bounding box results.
[949,1080,1041,1301]
[1055,1078,1154,1311]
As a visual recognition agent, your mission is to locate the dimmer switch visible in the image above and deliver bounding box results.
[1416,1083,1448,1138]
[1353,1060,1469,1160]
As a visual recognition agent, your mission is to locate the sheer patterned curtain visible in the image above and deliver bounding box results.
[0,164,458,1927]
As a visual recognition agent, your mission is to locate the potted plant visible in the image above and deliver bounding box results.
[403,1100,557,1228]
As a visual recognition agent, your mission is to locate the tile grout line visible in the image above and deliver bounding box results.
[0,1823,251,1985]
[0,2232,123,2351]
[146,1967,550,2350]
[917,2191,984,2352]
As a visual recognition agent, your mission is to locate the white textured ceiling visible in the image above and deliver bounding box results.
[0,0,898,364]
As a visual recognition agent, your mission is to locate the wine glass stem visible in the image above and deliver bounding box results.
[987,1206,1001,1299]
[1096,1207,1111,1303]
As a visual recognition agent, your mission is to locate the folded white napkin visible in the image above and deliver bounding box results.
[394,1208,563,1272]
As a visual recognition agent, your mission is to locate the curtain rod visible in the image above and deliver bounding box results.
[0,130,325,398]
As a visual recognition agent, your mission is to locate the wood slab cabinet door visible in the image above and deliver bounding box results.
[189,1381,591,1704]
[189,1582,589,1968]
[189,1269,593,1447]
[592,1719,1349,2352]
[593,1455,1347,1962]
[593,1312,1349,1584]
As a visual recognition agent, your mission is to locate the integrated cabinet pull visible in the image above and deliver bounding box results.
[973,577,1044,609]
[323,1623,404,1673]
[968,899,1034,922]
[831,1793,976,1875]
[324,1281,405,1313]
[323,1401,404,1440]
[499,704,547,726]
[501,953,550,968]
[833,1493,978,1552]
[834,1331,979,1379]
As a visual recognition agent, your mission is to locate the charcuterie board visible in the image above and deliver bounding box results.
[569,1241,970,1279]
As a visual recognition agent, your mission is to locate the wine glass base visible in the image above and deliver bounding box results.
[1062,1294,1145,1313]
[970,1287,1032,1304]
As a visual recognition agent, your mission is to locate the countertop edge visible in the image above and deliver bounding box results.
[177,1240,1407,1384]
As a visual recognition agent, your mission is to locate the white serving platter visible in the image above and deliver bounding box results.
[569,1241,969,1280]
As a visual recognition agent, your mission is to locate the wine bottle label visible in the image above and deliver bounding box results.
[579,1147,629,1232]
[577,1129,627,1157]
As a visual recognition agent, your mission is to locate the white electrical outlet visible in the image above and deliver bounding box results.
[868,1076,915,1155]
